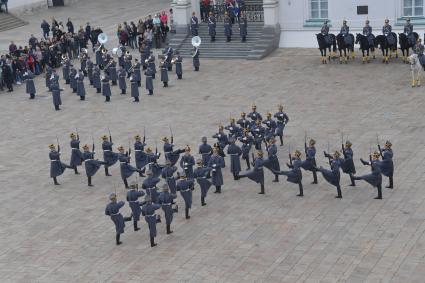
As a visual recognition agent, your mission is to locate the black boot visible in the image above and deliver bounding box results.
[105,96,110,102]
[123,178,129,189]
[273,175,279,182]
[349,174,356,186]
[54,105,60,111]
[201,197,206,206]
[375,184,383,199]
[121,89,126,94]
[185,207,190,219]
[116,234,122,245]
[312,171,318,184]
[166,224,173,234]
[178,75,182,80]
[53,177,60,185]
[335,185,342,198]
[246,159,251,170]
[386,176,393,188]
[214,186,221,193]
[88,176,93,187]
[149,90,153,95]
[297,183,304,197]
[163,82,168,87]
[195,67,199,71]
[105,167,111,176]
[74,166,80,175]
[279,136,283,146]
[134,96,139,102]
[138,81,141,87]
[150,236,157,247]
[30,93,35,99]
[97,88,101,93]
[133,220,140,231]
[73,88,77,93]
[258,184,265,194]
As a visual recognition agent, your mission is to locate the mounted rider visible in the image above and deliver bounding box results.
[404,18,415,45]
[382,18,395,45]
[340,19,352,45]
[363,19,374,46]
[413,38,425,68]
[321,20,331,44]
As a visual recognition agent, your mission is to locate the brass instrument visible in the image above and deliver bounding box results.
[171,56,177,64]
[104,59,114,70]
[128,63,136,74]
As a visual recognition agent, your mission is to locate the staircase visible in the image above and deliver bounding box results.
[0,13,28,32]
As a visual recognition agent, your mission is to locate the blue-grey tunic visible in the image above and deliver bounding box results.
[118,69,126,90]
[93,69,101,89]
[180,154,195,179]
[102,75,111,97]
[275,158,302,184]
[160,64,168,82]
[164,143,182,166]
[87,60,94,82]
[62,61,70,81]
[102,141,119,166]
[301,146,317,171]
[82,151,104,177]
[224,17,232,37]
[162,166,178,194]
[379,148,394,177]
[130,80,139,98]
[76,73,85,97]
[239,136,253,160]
[119,153,139,179]
[357,160,382,188]
[158,192,177,225]
[134,141,147,169]
[134,63,141,83]
[70,68,77,90]
[193,48,200,68]
[127,189,145,221]
[142,176,161,203]
[341,147,356,174]
[141,203,161,237]
[274,111,289,136]
[175,56,183,76]
[51,77,62,106]
[243,157,264,185]
[194,166,212,198]
[145,68,154,92]
[264,144,280,173]
[207,155,225,186]
[208,16,216,37]
[50,150,68,177]
[239,17,247,38]
[318,158,342,187]
[227,143,242,173]
[24,71,36,94]
[177,179,194,208]
[70,139,83,167]
[105,201,126,234]
[108,62,117,82]
[199,143,212,165]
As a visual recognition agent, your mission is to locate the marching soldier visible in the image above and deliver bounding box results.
[69,132,83,174]
[130,74,140,102]
[80,53,87,76]
[224,12,232,42]
[193,159,212,206]
[145,66,154,95]
[208,11,216,42]
[252,120,265,150]
[301,138,318,184]
[237,112,251,130]
[239,150,265,194]
[82,144,106,187]
[352,151,383,199]
[49,143,71,185]
[176,172,194,219]
[146,147,162,178]
[318,150,343,198]
[93,65,101,93]
[212,125,228,157]
[238,128,254,170]
[158,183,178,234]
[134,134,147,176]
[225,118,241,138]
[118,66,127,94]
[126,181,145,231]
[76,69,86,101]
[264,137,280,182]
[227,137,242,180]
[50,70,62,111]
[108,59,118,86]
[87,57,94,85]
[263,112,277,141]
[341,140,356,186]
[147,55,157,79]
[102,134,119,176]
[190,11,199,36]
[207,147,225,193]
[124,51,132,76]
[163,46,174,71]
[160,60,169,87]
[23,70,36,99]
[105,193,132,245]
[162,136,185,166]
[70,66,77,93]
[248,104,262,122]
[274,104,289,146]
[142,169,161,203]
[274,150,304,197]
[404,18,415,46]
[239,11,247,42]
[174,51,183,79]
[180,146,196,179]
[161,160,178,194]
[199,136,213,166]
[378,140,394,188]
[133,59,142,87]
[192,46,200,71]
[45,65,52,91]
[62,57,71,84]
[102,73,112,102]
[141,195,161,247]
[118,145,141,188]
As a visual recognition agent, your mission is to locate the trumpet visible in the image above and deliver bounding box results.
[128,63,136,73]
[171,56,177,64]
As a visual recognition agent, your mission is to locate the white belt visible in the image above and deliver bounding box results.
[162,203,171,206]
[85,159,93,161]
[128,200,138,203]
[72,148,79,150]
[146,214,156,217]
[229,154,239,156]
[198,176,206,179]
[51,160,59,162]
[111,212,121,216]
[135,150,142,152]
[120,161,127,164]
[181,189,191,192]
[164,151,172,153]
[146,76,152,78]
[103,150,111,152]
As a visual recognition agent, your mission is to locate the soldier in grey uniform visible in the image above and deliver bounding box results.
[239,11,247,42]
[208,147,225,193]
[141,195,161,247]
[208,12,216,42]
[23,70,36,99]
[176,172,195,219]
[224,12,233,42]
[118,66,127,94]
[180,146,196,179]
[227,137,242,180]
[377,140,394,189]
[190,12,199,36]
[62,58,71,84]
[69,66,77,93]
[160,60,169,87]
[383,18,394,42]
[174,51,183,79]
[363,19,374,46]
[102,73,112,102]
[274,150,304,197]
[87,57,94,85]
[239,150,266,194]
[108,60,118,86]
[49,143,72,185]
[76,69,86,100]
[126,181,145,231]
[50,70,62,110]
[145,66,154,95]
[192,46,200,71]
[301,138,318,184]
[93,65,101,93]
[352,151,383,199]
[130,74,139,102]
[193,159,212,206]
[404,18,415,45]
[413,38,425,69]
[274,104,289,146]
[82,144,106,187]
[158,183,178,234]
[340,19,352,45]
[199,136,213,166]
[105,193,132,245]
[69,132,83,174]
[321,20,330,44]
[133,59,142,87]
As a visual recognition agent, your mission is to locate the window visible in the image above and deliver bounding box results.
[404,0,424,17]
[310,0,328,19]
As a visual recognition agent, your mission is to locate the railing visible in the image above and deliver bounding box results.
[209,4,264,22]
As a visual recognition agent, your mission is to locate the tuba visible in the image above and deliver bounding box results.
[192,36,201,47]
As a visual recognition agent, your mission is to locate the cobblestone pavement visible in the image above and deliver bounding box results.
[1,3,425,282]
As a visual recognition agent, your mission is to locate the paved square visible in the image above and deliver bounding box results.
[1,2,425,283]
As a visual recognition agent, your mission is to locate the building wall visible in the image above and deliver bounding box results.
[277,0,422,47]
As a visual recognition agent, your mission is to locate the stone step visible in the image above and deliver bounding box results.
[0,13,28,32]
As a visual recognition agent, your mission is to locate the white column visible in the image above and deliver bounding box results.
[174,0,192,33]
[263,0,279,26]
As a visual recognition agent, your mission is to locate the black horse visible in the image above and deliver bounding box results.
[399,32,419,63]
[355,33,376,63]
[316,33,336,64]
[375,33,398,64]
[336,33,355,64]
